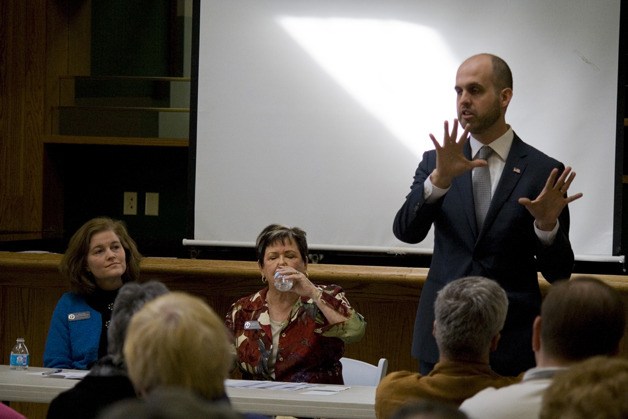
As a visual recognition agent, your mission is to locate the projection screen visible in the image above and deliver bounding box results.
[186,0,622,261]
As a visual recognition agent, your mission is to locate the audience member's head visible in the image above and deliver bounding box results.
[535,276,625,365]
[107,281,170,365]
[539,356,628,419]
[123,292,234,400]
[434,276,508,362]
[97,387,242,419]
[391,400,469,419]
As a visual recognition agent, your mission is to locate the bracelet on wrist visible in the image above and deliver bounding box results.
[315,288,324,302]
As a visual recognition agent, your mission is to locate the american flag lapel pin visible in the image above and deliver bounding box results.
[513,167,521,174]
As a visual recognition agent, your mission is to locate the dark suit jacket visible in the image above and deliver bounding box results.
[393,134,574,376]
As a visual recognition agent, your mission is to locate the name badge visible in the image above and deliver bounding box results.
[244,320,261,330]
[68,311,91,321]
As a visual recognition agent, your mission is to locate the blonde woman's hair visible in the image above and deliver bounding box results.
[123,292,234,400]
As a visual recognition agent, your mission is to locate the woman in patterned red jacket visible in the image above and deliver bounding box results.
[225,224,366,384]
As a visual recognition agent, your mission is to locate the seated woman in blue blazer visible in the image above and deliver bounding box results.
[44,217,142,369]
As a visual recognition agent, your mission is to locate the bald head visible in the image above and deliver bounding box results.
[459,53,513,92]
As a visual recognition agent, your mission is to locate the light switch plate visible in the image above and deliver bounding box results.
[145,192,159,216]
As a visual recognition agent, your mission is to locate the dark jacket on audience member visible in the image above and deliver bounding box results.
[46,356,136,419]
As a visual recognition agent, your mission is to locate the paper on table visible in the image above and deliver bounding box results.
[226,379,349,393]
[28,370,89,380]
[301,389,344,395]
[301,385,350,395]
[50,371,88,379]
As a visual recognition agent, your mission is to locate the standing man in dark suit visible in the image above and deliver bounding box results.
[394,53,583,377]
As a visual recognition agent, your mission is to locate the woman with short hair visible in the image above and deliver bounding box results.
[225,224,366,384]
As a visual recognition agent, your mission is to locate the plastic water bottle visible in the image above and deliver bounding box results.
[9,338,29,370]
[274,271,293,292]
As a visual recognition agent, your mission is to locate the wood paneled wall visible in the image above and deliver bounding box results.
[0,0,46,240]
[0,252,426,372]
[0,0,90,242]
[1,251,628,418]
[1,252,628,372]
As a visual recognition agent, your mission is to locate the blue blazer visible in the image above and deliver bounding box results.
[393,134,574,375]
[44,292,101,369]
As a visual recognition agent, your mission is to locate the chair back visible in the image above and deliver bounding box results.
[340,357,388,386]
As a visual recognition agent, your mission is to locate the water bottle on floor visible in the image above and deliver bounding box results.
[9,338,29,370]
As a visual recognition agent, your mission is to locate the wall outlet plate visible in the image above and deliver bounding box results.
[123,192,137,215]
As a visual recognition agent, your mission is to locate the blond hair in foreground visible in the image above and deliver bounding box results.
[123,291,234,400]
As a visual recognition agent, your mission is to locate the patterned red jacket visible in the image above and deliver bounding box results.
[225,285,365,384]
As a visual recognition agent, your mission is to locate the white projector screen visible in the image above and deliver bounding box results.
[187,0,622,261]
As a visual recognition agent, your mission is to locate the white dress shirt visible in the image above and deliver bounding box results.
[459,366,566,419]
